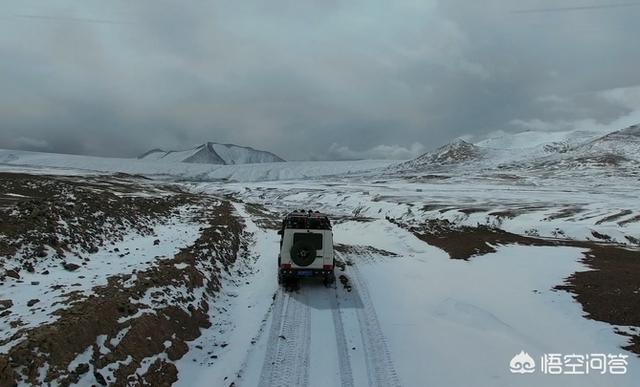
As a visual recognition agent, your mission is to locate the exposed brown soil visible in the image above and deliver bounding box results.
[595,210,633,225]
[0,172,197,266]
[626,235,640,245]
[420,204,450,212]
[543,206,584,221]
[0,173,247,386]
[487,206,550,219]
[556,245,640,356]
[576,154,629,167]
[487,210,520,219]
[332,215,377,224]
[458,208,489,215]
[619,214,640,226]
[392,218,558,260]
[334,244,398,258]
[243,202,281,230]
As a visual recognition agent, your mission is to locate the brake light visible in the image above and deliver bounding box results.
[281,263,291,269]
[323,264,333,270]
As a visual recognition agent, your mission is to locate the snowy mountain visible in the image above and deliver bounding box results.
[509,124,640,171]
[138,142,285,165]
[570,124,640,160]
[396,125,640,173]
[395,139,485,170]
[0,148,395,182]
[474,129,601,152]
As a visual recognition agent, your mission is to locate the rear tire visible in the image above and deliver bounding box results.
[323,270,335,286]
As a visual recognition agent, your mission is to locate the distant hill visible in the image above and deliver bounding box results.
[397,139,485,170]
[394,124,640,173]
[138,142,285,165]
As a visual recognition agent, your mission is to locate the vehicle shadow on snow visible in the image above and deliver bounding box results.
[285,279,364,311]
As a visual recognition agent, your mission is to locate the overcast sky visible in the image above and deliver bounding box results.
[1,1,640,160]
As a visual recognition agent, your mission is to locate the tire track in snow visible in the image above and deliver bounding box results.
[347,263,402,387]
[258,290,311,387]
[258,285,356,387]
[331,288,355,387]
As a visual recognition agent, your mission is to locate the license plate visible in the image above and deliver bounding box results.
[296,270,313,277]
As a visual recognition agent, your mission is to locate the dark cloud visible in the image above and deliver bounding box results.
[1,0,639,160]
[511,2,640,14]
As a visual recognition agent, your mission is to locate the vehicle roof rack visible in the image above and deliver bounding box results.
[283,210,332,230]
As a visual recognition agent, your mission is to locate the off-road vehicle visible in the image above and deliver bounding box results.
[277,210,335,285]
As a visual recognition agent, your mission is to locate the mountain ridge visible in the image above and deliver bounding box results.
[138,142,285,165]
[394,124,640,173]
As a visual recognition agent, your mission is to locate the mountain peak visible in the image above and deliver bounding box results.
[450,137,471,145]
[423,139,482,163]
[394,139,483,170]
[138,142,285,165]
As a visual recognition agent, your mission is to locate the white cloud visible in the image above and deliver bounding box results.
[506,84,640,136]
[599,85,640,110]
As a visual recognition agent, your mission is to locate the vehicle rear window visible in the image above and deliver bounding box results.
[293,233,323,250]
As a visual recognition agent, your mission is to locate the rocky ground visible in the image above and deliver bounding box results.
[0,173,248,386]
[556,245,640,355]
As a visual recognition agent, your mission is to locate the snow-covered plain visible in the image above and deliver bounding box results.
[332,221,639,387]
[0,149,397,182]
[201,174,640,248]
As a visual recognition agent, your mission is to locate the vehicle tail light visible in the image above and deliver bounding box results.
[281,263,291,269]
[323,264,333,270]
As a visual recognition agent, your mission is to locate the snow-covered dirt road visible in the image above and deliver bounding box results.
[249,266,400,387]
[186,203,639,387]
